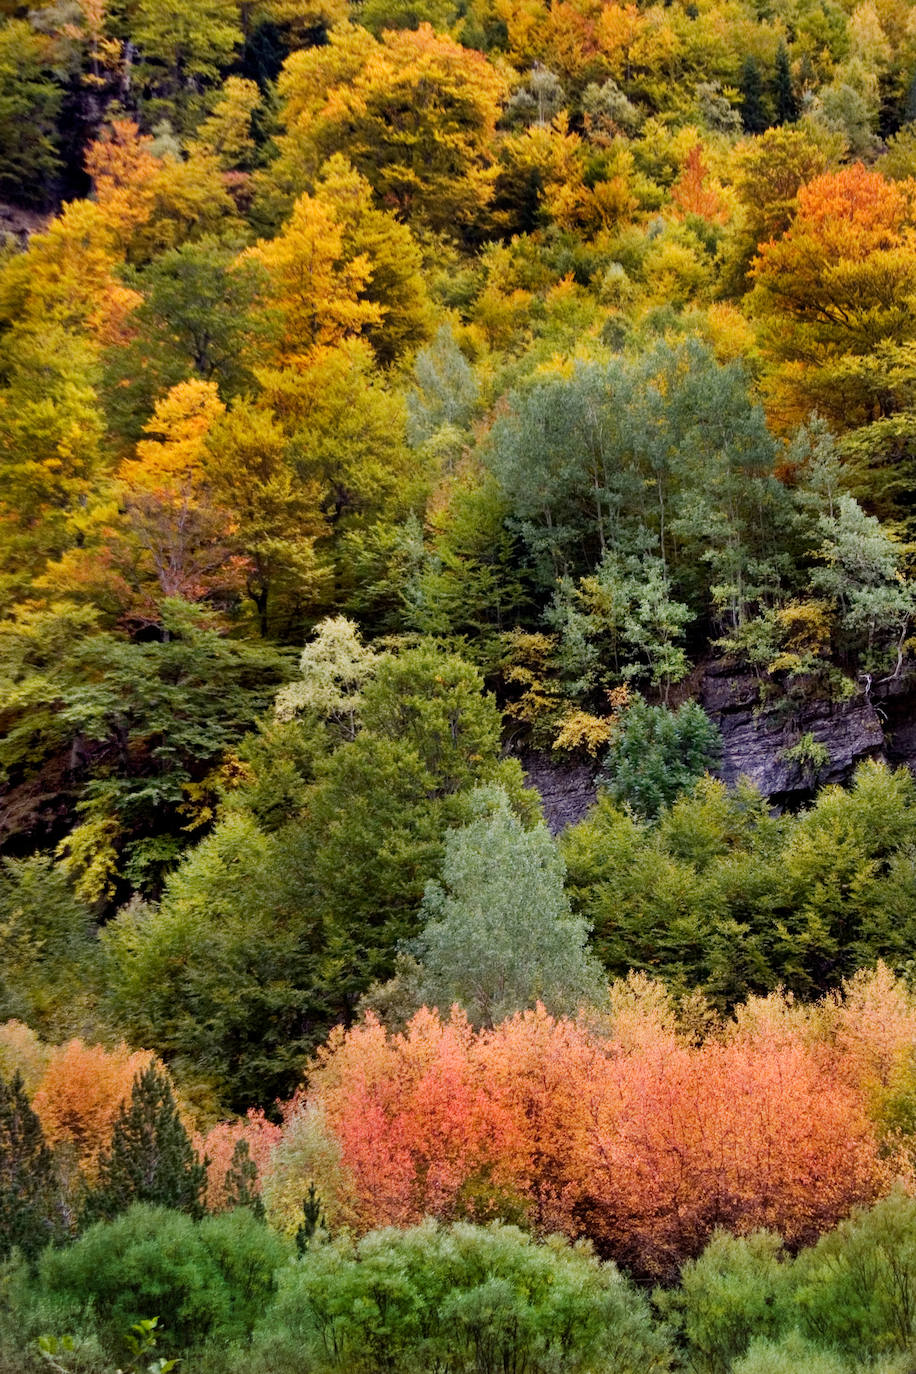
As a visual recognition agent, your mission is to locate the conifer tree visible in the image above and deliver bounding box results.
[87,1062,207,1222]
[295,1181,327,1254]
[224,1136,264,1219]
[0,1071,66,1259]
[740,56,769,133]
[773,42,798,124]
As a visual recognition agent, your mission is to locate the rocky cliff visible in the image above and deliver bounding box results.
[521,662,916,832]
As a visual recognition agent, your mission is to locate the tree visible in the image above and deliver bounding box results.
[271,23,508,240]
[36,1204,289,1358]
[103,237,267,441]
[599,699,723,819]
[132,0,243,129]
[88,1061,207,1221]
[102,810,324,1110]
[195,1110,280,1212]
[314,155,433,367]
[0,598,287,898]
[0,856,98,1037]
[257,1219,670,1374]
[248,194,381,364]
[809,493,916,674]
[406,323,479,445]
[739,56,769,133]
[0,20,61,205]
[223,1137,265,1217]
[723,125,834,292]
[203,399,328,637]
[412,787,606,1027]
[750,163,916,428]
[274,615,380,741]
[773,42,798,124]
[31,1040,153,1184]
[304,992,883,1277]
[0,1070,66,1259]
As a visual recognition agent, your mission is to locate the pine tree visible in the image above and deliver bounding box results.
[295,1181,327,1254]
[0,1071,66,1258]
[87,1062,207,1222]
[773,42,798,125]
[223,1136,264,1219]
[740,55,769,133]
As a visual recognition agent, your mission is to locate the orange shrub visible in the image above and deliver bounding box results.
[195,1109,283,1212]
[304,993,886,1279]
[31,1039,154,1180]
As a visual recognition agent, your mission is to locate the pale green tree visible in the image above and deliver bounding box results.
[413,786,606,1027]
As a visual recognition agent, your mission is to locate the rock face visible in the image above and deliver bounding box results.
[519,662,916,827]
[519,752,597,834]
[700,661,886,806]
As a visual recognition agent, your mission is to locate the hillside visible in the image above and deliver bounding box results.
[4,1,916,1369]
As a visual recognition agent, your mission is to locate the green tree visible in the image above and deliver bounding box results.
[224,1138,265,1218]
[772,43,798,125]
[88,1062,207,1221]
[0,598,288,899]
[412,786,606,1027]
[132,0,243,128]
[406,323,479,446]
[36,1204,289,1359]
[739,56,769,133]
[0,1070,66,1259]
[809,494,916,674]
[0,856,98,1039]
[102,810,323,1110]
[0,21,61,205]
[599,699,722,820]
[103,238,267,442]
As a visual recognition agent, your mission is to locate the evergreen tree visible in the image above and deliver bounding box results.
[88,1063,207,1222]
[0,1071,66,1259]
[295,1181,327,1255]
[224,1137,264,1219]
[740,56,769,133]
[773,42,798,124]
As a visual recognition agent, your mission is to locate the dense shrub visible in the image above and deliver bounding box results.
[35,1204,290,1360]
[247,1220,671,1374]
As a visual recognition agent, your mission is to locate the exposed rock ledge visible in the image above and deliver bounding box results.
[700,662,887,808]
[520,662,916,832]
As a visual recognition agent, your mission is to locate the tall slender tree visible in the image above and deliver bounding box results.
[0,1071,66,1258]
[773,42,798,124]
[87,1062,207,1222]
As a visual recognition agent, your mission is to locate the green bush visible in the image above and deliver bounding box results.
[35,1204,289,1360]
[657,1231,793,1374]
[247,1220,671,1374]
[793,1191,916,1360]
[600,699,722,820]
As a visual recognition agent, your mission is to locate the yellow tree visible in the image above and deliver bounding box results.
[750,163,916,428]
[247,194,382,365]
[117,380,242,604]
[271,23,508,240]
[314,156,433,367]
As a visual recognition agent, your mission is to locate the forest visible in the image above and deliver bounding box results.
[4,0,916,1365]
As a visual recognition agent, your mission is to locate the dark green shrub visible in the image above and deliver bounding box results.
[36,1203,288,1360]
[600,699,722,819]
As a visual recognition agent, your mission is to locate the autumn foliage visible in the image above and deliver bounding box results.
[31,1039,154,1180]
[306,979,890,1279]
[195,1109,282,1211]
